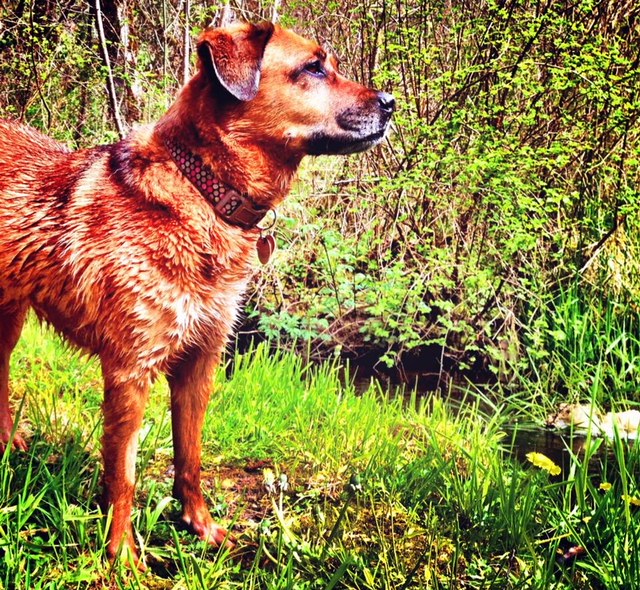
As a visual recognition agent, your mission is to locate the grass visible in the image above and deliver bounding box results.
[3,317,640,588]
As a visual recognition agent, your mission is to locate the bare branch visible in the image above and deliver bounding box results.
[28,0,52,129]
[219,4,235,27]
[271,0,280,23]
[182,0,190,86]
[95,0,126,138]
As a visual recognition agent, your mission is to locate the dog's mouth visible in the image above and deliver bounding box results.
[306,128,389,156]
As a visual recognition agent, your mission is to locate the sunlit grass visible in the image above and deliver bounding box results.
[3,316,640,588]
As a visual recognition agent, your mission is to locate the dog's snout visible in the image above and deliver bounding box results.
[377,92,396,115]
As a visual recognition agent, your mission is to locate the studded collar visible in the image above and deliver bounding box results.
[163,138,269,230]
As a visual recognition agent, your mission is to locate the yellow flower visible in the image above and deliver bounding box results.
[599,482,612,492]
[621,494,640,507]
[526,452,561,476]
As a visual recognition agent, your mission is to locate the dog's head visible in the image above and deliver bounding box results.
[196,22,395,157]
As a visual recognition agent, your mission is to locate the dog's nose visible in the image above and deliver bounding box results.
[377,92,396,114]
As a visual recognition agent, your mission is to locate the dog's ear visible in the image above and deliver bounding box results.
[198,22,275,102]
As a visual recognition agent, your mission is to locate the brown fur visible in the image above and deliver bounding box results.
[0,21,394,565]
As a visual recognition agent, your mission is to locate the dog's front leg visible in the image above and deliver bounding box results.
[100,370,150,564]
[0,303,28,451]
[167,346,231,547]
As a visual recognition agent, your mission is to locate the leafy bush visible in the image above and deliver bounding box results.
[246,0,640,381]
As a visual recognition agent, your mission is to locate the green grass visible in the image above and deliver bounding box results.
[3,317,640,588]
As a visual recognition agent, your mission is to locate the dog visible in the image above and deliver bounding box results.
[546,403,640,439]
[0,21,394,564]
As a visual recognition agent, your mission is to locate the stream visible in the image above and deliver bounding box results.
[504,425,605,477]
[349,364,633,479]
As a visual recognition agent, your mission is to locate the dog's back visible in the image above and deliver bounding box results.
[0,121,74,302]
[0,120,74,209]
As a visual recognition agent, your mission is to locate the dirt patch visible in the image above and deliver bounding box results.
[203,458,279,525]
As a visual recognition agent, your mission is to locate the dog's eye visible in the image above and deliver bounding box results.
[303,60,326,77]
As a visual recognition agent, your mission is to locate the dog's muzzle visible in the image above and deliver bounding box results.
[336,92,395,134]
[307,91,396,156]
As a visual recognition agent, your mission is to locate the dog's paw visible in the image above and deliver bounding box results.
[183,511,235,549]
[201,522,235,549]
[0,426,28,452]
[106,535,146,571]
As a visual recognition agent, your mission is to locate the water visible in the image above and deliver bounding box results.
[349,364,620,477]
[503,425,601,477]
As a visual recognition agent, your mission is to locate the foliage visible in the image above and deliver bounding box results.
[244,0,640,378]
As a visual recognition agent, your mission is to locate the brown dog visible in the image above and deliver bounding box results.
[0,21,394,563]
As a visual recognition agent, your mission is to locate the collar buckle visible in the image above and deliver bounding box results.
[217,190,269,229]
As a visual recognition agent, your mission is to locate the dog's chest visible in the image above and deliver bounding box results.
[141,271,246,343]
[120,245,254,370]
[34,210,257,373]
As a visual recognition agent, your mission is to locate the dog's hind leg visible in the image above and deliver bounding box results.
[0,302,28,451]
[167,346,232,548]
[100,369,150,565]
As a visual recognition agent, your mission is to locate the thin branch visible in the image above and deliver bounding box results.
[578,218,622,276]
[182,0,190,86]
[28,0,51,128]
[271,0,281,23]
[95,0,126,138]
[219,3,235,27]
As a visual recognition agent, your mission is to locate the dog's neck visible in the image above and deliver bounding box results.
[155,75,302,213]
[162,136,271,230]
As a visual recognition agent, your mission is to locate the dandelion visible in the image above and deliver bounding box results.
[526,452,561,476]
[621,494,640,507]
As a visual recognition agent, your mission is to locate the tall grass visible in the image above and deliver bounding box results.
[1,316,639,588]
[490,281,640,429]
